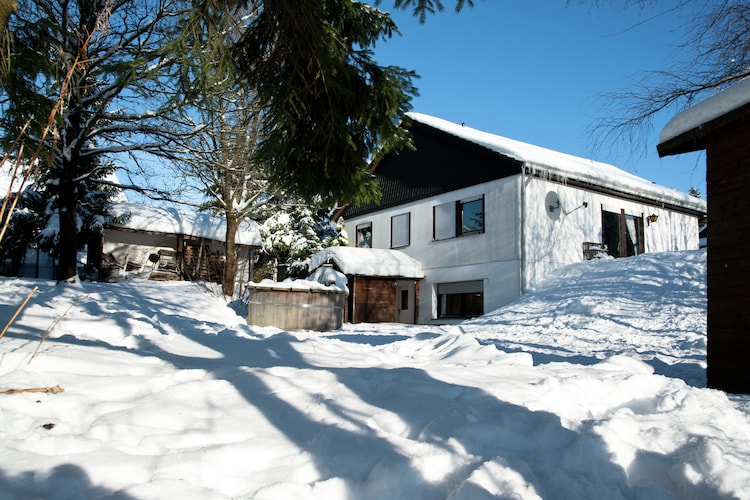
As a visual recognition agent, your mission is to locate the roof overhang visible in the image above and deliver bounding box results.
[107,203,262,248]
[658,78,750,157]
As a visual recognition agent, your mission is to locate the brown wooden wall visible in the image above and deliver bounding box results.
[247,286,346,331]
[349,277,397,323]
[706,125,750,392]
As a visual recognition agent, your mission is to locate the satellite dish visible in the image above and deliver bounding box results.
[545,191,561,221]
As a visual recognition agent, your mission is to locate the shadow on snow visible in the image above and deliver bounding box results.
[0,274,716,498]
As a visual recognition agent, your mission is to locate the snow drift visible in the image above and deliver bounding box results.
[0,249,748,499]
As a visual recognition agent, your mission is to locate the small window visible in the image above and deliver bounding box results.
[356,222,372,248]
[437,280,484,318]
[433,196,484,241]
[391,213,410,248]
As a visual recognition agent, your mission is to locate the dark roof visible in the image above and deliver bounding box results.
[341,121,522,218]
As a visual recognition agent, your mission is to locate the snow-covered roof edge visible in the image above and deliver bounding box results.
[109,202,262,247]
[308,247,424,278]
[407,113,706,214]
[657,77,750,156]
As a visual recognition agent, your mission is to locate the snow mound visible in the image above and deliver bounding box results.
[464,249,707,386]
[1,249,748,499]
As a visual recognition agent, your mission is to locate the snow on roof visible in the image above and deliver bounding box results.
[308,246,424,278]
[110,202,261,247]
[658,77,750,151]
[408,113,706,213]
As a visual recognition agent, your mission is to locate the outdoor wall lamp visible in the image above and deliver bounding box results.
[647,214,659,225]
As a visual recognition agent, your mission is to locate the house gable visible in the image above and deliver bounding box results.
[341,121,522,218]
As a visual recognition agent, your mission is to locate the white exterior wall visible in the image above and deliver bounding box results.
[344,176,522,324]
[521,173,701,290]
[345,172,701,325]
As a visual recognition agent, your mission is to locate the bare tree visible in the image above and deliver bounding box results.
[584,0,750,156]
[176,91,270,295]
[171,1,272,296]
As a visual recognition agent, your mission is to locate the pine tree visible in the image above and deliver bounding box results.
[0,0,190,280]
[259,204,348,280]
[233,0,419,205]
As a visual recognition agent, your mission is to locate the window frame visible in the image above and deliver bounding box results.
[437,280,484,319]
[460,196,485,236]
[601,208,644,257]
[433,195,485,241]
[390,212,411,249]
[355,222,372,248]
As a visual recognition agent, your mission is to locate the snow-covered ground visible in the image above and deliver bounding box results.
[1,249,748,499]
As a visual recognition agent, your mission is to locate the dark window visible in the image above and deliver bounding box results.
[433,196,484,241]
[391,213,410,248]
[602,209,644,257]
[356,222,372,248]
[437,280,484,318]
[461,198,484,235]
[400,289,409,310]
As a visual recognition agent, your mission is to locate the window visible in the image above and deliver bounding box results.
[391,213,410,248]
[461,198,484,235]
[437,280,484,318]
[433,196,485,241]
[356,222,372,248]
[602,209,644,257]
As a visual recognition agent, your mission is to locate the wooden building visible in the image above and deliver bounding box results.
[307,247,424,324]
[99,202,261,284]
[657,78,750,393]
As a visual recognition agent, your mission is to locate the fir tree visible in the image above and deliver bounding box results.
[233,0,419,205]
[259,204,348,280]
[1,0,190,280]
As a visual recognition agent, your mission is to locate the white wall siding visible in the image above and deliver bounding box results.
[521,174,701,291]
[345,177,522,324]
[344,172,701,324]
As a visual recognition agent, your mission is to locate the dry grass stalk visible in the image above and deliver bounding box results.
[0,384,64,395]
[0,285,37,341]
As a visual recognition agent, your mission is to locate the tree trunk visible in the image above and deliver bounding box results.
[56,172,78,281]
[222,214,239,297]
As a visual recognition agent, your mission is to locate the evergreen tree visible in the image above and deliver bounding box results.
[0,0,190,280]
[258,204,348,280]
[181,0,473,206]
[232,0,421,205]
[0,183,46,276]
[689,187,707,227]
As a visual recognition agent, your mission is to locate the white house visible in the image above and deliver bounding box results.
[337,113,706,325]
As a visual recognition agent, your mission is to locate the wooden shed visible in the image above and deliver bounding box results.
[657,78,750,393]
[308,247,424,324]
[246,282,346,331]
[98,202,261,284]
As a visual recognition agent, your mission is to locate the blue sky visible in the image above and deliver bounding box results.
[369,1,707,196]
